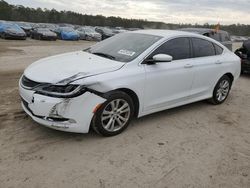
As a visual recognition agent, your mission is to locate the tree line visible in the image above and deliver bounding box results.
[0,0,250,36]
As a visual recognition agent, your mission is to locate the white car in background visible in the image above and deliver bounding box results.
[19,30,241,136]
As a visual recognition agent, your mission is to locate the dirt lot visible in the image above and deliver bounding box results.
[0,39,249,188]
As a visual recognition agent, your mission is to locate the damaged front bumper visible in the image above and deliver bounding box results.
[19,82,106,133]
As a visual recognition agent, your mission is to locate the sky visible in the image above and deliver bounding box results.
[5,0,250,25]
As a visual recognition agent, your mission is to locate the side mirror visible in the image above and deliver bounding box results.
[145,54,173,64]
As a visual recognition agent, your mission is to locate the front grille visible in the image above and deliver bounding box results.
[21,75,41,89]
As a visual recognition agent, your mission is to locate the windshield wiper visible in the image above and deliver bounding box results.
[92,52,116,60]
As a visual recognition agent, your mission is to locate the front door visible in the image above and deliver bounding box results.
[143,37,194,112]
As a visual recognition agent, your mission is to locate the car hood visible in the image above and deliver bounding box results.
[5,28,25,34]
[24,51,125,84]
[21,26,32,30]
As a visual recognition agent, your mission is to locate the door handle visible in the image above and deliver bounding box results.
[184,64,193,68]
[215,61,222,64]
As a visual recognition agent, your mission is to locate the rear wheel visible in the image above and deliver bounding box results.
[209,75,232,105]
[92,91,134,136]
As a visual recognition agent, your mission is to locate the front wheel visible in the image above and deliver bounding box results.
[92,91,134,136]
[209,75,232,105]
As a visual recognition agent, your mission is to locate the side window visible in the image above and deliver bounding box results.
[192,38,216,58]
[214,43,223,55]
[150,37,190,60]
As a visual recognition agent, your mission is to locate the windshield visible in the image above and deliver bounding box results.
[87,33,162,62]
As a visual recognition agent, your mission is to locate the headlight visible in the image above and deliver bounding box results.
[35,84,86,98]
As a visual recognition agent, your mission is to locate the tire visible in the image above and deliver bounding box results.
[209,75,232,105]
[1,33,6,39]
[92,91,134,136]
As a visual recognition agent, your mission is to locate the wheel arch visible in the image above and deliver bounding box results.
[224,72,234,86]
[115,88,140,118]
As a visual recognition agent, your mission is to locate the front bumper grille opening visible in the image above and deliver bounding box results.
[46,117,70,122]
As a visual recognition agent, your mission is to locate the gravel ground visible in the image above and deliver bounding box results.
[0,39,249,188]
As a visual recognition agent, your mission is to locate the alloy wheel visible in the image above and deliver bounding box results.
[101,99,131,132]
[216,79,230,102]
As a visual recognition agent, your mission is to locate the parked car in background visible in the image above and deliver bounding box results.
[180,28,233,51]
[235,39,250,73]
[34,23,59,33]
[15,22,32,37]
[127,28,141,31]
[30,28,57,40]
[231,35,248,42]
[76,27,87,40]
[77,27,101,41]
[55,27,79,40]
[95,27,115,40]
[0,23,26,40]
[111,27,127,34]
[57,23,74,28]
[19,30,240,136]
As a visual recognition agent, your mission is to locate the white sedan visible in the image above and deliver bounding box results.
[19,30,241,136]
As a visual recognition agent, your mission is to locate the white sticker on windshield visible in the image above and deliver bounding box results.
[118,49,136,57]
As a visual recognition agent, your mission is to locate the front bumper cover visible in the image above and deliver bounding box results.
[19,83,106,133]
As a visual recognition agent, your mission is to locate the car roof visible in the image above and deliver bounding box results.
[180,28,228,35]
[130,29,227,50]
[132,29,209,39]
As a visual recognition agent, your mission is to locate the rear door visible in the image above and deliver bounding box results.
[189,37,224,98]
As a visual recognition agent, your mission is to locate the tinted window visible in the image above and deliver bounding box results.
[214,44,223,55]
[150,38,190,60]
[192,38,216,57]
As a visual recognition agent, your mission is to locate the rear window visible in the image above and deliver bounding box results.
[192,38,216,58]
